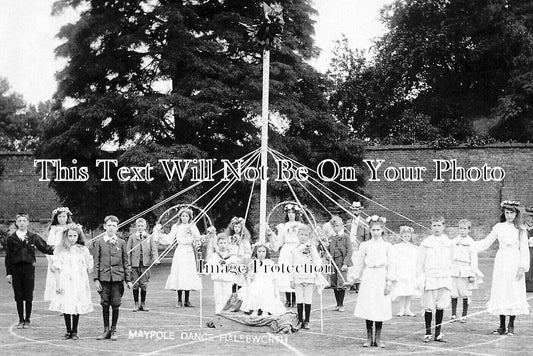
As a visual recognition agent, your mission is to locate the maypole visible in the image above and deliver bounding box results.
[243,2,284,243]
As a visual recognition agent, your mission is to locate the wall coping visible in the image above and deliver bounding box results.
[365,143,533,151]
[0,151,34,156]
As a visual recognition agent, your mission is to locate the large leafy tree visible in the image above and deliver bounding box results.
[0,76,46,152]
[37,0,364,229]
[329,0,533,144]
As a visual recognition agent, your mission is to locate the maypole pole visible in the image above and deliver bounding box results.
[243,2,284,243]
[259,47,270,243]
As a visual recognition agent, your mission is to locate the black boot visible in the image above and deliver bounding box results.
[296,303,303,328]
[63,314,72,340]
[492,315,506,335]
[140,290,149,311]
[460,298,468,322]
[451,298,458,319]
[508,315,515,335]
[435,309,445,342]
[363,320,373,347]
[71,314,79,340]
[375,322,384,348]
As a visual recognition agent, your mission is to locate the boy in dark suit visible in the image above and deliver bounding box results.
[327,215,353,312]
[126,218,158,311]
[5,214,54,329]
[93,215,132,341]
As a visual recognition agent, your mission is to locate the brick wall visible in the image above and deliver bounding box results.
[0,152,61,231]
[363,143,533,241]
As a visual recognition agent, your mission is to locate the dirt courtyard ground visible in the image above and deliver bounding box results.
[0,257,531,355]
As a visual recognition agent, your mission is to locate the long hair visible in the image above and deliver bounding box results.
[500,207,522,229]
[50,207,73,227]
[57,224,86,252]
[225,217,251,241]
[251,244,271,259]
[175,208,193,226]
[284,208,301,222]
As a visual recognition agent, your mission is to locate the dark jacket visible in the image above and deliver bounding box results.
[328,232,353,267]
[92,236,131,282]
[5,231,54,275]
[126,232,158,268]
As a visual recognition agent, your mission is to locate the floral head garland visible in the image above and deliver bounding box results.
[284,203,301,212]
[399,225,414,234]
[500,200,520,208]
[349,201,363,210]
[365,215,387,224]
[53,207,72,216]
[501,200,521,213]
[65,222,83,231]
[230,217,245,226]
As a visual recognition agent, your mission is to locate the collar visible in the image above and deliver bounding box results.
[104,234,118,244]
[16,230,27,241]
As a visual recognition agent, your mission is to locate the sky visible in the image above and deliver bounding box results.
[0,0,393,105]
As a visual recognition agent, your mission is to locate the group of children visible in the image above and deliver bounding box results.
[3,200,530,346]
[345,200,529,347]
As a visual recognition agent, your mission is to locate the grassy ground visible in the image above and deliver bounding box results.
[0,257,531,356]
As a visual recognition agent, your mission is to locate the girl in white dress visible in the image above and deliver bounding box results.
[239,245,286,317]
[154,207,203,307]
[268,203,303,307]
[223,217,252,292]
[353,216,396,348]
[473,200,529,335]
[49,223,93,340]
[44,207,73,301]
[392,226,419,316]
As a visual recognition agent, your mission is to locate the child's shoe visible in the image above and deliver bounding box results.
[507,327,514,336]
[459,317,467,323]
[110,327,118,341]
[184,301,193,307]
[71,333,79,340]
[423,334,432,343]
[375,328,385,348]
[301,322,310,330]
[133,302,139,312]
[140,302,149,311]
[405,312,417,317]
[62,333,72,340]
[434,333,447,342]
[449,315,457,322]
[363,329,373,347]
[16,321,24,329]
[23,320,31,329]
[96,327,110,340]
[176,301,183,308]
[338,306,345,312]
[491,328,506,335]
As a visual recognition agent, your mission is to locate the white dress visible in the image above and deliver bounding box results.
[272,222,303,292]
[44,225,67,301]
[239,259,286,315]
[391,242,419,298]
[354,239,394,321]
[49,245,94,315]
[159,224,203,291]
[227,236,252,286]
[208,251,238,313]
[474,222,529,315]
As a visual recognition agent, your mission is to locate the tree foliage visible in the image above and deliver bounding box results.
[0,76,46,152]
[329,0,533,144]
[38,0,364,230]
